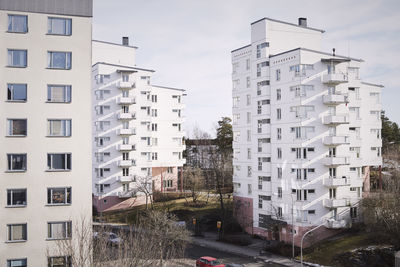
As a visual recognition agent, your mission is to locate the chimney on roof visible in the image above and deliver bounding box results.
[122,37,129,46]
[332,48,336,56]
[298,17,307,27]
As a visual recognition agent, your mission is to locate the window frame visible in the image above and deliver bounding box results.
[7,258,27,267]
[47,187,72,206]
[7,49,27,68]
[7,153,27,172]
[7,188,27,207]
[47,17,72,36]
[47,221,72,240]
[7,14,28,33]
[47,119,72,137]
[7,223,27,242]
[6,118,27,137]
[47,84,72,103]
[48,256,72,267]
[47,51,72,70]
[47,153,72,171]
[7,83,27,102]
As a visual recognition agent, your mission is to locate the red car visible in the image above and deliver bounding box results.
[196,256,225,267]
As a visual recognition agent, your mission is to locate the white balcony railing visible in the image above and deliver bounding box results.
[323,135,349,146]
[323,198,350,208]
[118,191,135,198]
[117,112,135,120]
[117,128,136,136]
[117,81,135,89]
[322,73,348,84]
[116,97,136,105]
[323,114,349,125]
[322,94,348,105]
[116,176,135,183]
[117,159,136,167]
[323,176,350,187]
[117,144,135,151]
[326,219,347,229]
[322,156,350,166]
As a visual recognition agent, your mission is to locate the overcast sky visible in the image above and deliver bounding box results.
[93,0,400,136]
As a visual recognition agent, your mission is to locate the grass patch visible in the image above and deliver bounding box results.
[300,232,377,265]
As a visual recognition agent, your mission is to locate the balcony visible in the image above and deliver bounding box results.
[323,94,348,105]
[323,114,349,125]
[117,159,136,167]
[323,176,350,187]
[117,176,135,183]
[322,73,348,84]
[117,112,135,120]
[322,156,350,166]
[117,144,135,151]
[117,81,135,89]
[117,128,135,136]
[323,136,349,146]
[118,191,135,198]
[326,219,347,229]
[116,97,136,105]
[323,198,350,208]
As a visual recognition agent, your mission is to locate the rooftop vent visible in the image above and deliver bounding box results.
[332,48,336,56]
[122,37,129,46]
[298,18,307,27]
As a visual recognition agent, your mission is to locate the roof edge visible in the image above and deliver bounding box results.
[152,85,186,92]
[269,47,364,62]
[361,82,384,88]
[92,39,138,49]
[231,44,251,53]
[92,62,155,72]
[251,17,325,33]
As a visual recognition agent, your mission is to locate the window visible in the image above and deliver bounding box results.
[247,148,251,159]
[246,94,251,105]
[278,187,282,198]
[7,224,27,242]
[308,210,316,215]
[246,112,251,124]
[47,153,71,171]
[277,167,282,179]
[96,167,110,178]
[350,207,357,218]
[256,42,269,58]
[277,148,282,159]
[277,108,281,120]
[47,187,71,205]
[276,69,281,81]
[247,130,251,141]
[7,189,27,207]
[7,119,27,136]
[47,119,71,137]
[47,51,71,69]
[151,95,158,102]
[48,221,71,239]
[246,77,250,88]
[247,166,252,177]
[233,97,239,108]
[248,184,252,194]
[8,14,28,33]
[8,49,27,67]
[47,85,71,103]
[48,17,71,35]
[7,259,27,267]
[246,58,250,70]
[151,123,158,131]
[7,84,27,101]
[276,89,281,100]
[277,128,281,140]
[7,154,27,171]
[48,256,71,267]
[152,152,158,160]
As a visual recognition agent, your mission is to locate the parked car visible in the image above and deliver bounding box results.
[196,256,225,267]
[93,231,122,246]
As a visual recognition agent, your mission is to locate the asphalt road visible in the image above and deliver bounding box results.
[185,244,285,267]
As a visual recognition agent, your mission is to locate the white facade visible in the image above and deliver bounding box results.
[0,1,92,266]
[92,39,186,211]
[232,18,382,243]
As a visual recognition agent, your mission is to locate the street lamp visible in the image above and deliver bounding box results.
[300,222,326,266]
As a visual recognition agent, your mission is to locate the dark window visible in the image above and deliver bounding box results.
[7,189,27,206]
[7,154,27,171]
[7,84,27,101]
[47,188,71,205]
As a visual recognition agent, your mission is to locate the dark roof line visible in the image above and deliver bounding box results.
[269,47,364,62]
[92,39,138,49]
[251,17,325,33]
[361,82,384,88]
[92,62,156,72]
[231,44,251,53]
[152,85,186,92]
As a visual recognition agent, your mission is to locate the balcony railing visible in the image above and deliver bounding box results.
[322,72,348,84]
[322,156,350,166]
[117,81,135,89]
[323,94,348,105]
[117,159,136,167]
[323,135,349,146]
[326,219,347,229]
[117,112,135,120]
[117,128,136,136]
[118,191,135,198]
[116,97,136,105]
[116,175,135,183]
[117,144,135,151]
[323,198,350,208]
[323,176,350,187]
[323,114,349,125]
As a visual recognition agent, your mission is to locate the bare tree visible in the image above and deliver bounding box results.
[133,175,154,209]
[183,166,204,204]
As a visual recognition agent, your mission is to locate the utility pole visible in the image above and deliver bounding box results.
[300,223,326,266]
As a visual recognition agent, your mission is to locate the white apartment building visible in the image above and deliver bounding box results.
[92,39,186,212]
[0,0,93,266]
[231,18,382,246]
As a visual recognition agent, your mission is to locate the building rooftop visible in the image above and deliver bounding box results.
[92,39,138,49]
[270,47,364,62]
[251,17,325,33]
[152,85,186,92]
[93,62,155,73]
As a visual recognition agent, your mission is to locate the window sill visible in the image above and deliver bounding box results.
[45,101,71,104]
[5,135,27,138]
[6,65,27,68]
[46,33,71,36]
[46,237,71,241]
[5,240,27,243]
[5,100,27,103]
[5,205,26,208]
[6,31,28,34]
[5,170,26,173]
[46,67,71,70]
[46,204,71,207]
[46,170,71,172]
[46,135,71,138]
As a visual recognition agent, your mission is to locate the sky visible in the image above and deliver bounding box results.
[93,0,400,137]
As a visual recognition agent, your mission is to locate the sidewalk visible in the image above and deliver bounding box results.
[190,232,302,267]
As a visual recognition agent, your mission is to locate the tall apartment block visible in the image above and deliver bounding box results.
[0,0,93,266]
[92,39,186,212]
[231,18,382,246]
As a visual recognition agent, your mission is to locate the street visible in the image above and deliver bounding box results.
[185,244,285,267]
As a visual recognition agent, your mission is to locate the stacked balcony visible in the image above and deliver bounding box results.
[118,191,135,198]
[323,135,349,146]
[322,156,350,166]
[323,176,350,187]
[322,73,348,84]
[117,81,135,89]
[117,159,136,167]
[117,144,135,151]
[117,128,136,136]
[116,97,136,105]
[323,114,349,125]
[326,219,347,229]
[117,112,135,120]
[116,175,135,183]
[323,94,348,105]
[323,198,350,208]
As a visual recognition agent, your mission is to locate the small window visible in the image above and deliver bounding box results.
[7,224,27,242]
[308,189,315,194]
[47,187,72,205]
[7,154,27,171]
[47,153,71,171]
[308,210,315,215]
[8,14,28,33]
[47,119,71,137]
[48,17,72,35]
[47,221,72,239]
[8,49,27,67]
[47,51,71,69]
[48,256,72,267]
[47,85,71,103]
[7,84,27,101]
[7,119,27,136]
[7,259,27,267]
[7,189,27,207]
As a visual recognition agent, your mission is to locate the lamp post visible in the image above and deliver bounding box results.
[300,223,325,266]
[290,193,295,260]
